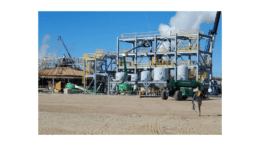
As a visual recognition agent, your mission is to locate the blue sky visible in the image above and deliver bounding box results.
[38,11,222,77]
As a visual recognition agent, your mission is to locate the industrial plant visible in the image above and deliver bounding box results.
[38,12,222,100]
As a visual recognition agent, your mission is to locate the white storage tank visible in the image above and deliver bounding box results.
[177,65,188,80]
[115,72,129,81]
[170,69,175,79]
[154,67,169,81]
[141,71,151,81]
[131,74,138,82]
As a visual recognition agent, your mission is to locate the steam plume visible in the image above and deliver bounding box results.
[38,34,59,62]
[158,11,217,51]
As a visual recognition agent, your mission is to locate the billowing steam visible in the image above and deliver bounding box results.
[159,11,217,34]
[38,34,59,62]
[158,11,217,51]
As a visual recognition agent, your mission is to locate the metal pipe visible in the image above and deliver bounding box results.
[154,35,157,68]
[108,76,110,95]
[135,36,137,74]
[83,60,86,94]
[175,33,177,80]
[117,37,119,73]
[94,59,96,94]
[196,32,200,81]
[52,78,54,90]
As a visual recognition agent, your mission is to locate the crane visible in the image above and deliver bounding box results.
[58,36,72,58]
[121,41,150,84]
[205,11,221,53]
[118,41,150,94]
[209,11,221,35]
[58,36,76,68]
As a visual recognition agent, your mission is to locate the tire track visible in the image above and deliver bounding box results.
[92,117,116,134]
[150,101,170,135]
[180,116,199,134]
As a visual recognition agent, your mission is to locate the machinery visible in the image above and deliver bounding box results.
[161,80,202,100]
[58,36,76,68]
[207,80,221,95]
[118,42,150,94]
[160,11,222,100]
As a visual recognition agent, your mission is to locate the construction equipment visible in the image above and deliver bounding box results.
[161,80,203,100]
[58,36,72,58]
[58,36,76,68]
[118,41,150,94]
[204,11,221,94]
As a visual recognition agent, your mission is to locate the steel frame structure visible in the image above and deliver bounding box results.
[113,30,215,94]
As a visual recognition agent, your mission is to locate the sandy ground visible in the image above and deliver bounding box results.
[38,94,222,135]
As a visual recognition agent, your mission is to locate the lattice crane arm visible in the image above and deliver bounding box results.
[58,36,72,58]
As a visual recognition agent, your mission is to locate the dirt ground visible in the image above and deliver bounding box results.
[38,94,222,135]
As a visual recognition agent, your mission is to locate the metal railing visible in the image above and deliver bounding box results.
[121,29,205,39]
[177,44,200,52]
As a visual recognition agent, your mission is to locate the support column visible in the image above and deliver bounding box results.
[83,60,86,94]
[175,34,177,80]
[189,55,191,66]
[135,36,137,74]
[94,59,97,94]
[196,32,200,81]
[52,78,54,90]
[108,76,110,95]
[104,60,107,93]
[117,37,119,73]
[154,35,157,68]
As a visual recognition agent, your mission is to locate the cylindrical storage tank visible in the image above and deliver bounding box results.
[170,69,175,79]
[177,65,188,80]
[115,72,129,82]
[131,74,138,82]
[154,67,169,81]
[141,71,151,81]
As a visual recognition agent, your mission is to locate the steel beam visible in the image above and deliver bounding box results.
[117,37,119,73]
[94,59,96,94]
[83,60,86,94]
[196,32,200,81]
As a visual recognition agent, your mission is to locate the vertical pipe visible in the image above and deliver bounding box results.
[154,35,157,68]
[175,33,177,80]
[108,75,110,95]
[189,55,191,66]
[135,36,137,74]
[105,60,107,93]
[110,59,112,71]
[94,60,97,94]
[132,42,134,73]
[52,78,54,90]
[196,32,200,81]
[83,60,86,94]
[117,37,119,73]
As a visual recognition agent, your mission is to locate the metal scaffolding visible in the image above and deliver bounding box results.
[111,29,214,94]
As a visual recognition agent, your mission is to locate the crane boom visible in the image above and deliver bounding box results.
[121,42,150,84]
[210,11,221,35]
[58,36,72,58]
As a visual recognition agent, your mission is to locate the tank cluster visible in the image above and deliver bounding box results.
[114,66,188,91]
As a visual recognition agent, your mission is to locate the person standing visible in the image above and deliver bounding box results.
[192,88,203,116]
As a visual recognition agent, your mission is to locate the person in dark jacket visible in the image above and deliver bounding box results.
[192,88,203,116]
